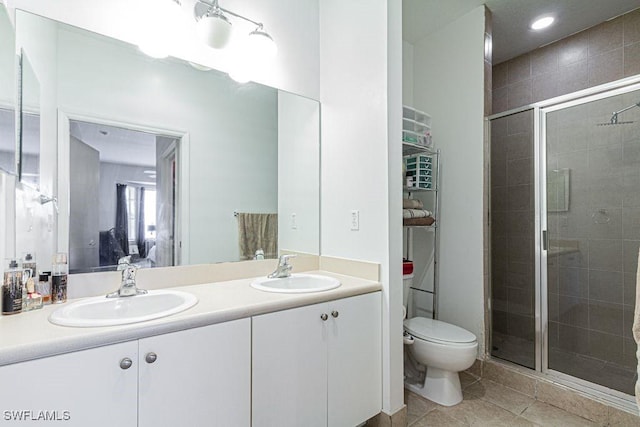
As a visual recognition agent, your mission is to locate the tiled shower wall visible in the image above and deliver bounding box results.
[493,8,640,114]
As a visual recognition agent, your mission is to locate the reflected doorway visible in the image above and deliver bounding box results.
[68,119,179,273]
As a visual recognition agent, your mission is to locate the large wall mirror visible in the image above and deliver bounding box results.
[18,51,40,189]
[0,4,16,176]
[13,10,320,274]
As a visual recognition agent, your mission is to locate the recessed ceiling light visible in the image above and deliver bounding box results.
[531,16,554,31]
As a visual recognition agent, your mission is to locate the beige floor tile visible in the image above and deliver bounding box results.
[439,396,516,425]
[535,381,608,424]
[465,379,535,415]
[478,413,541,426]
[484,361,537,397]
[520,401,598,426]
[411,409,466,427]
[608,405,640,426]
[460,371,481,389]
[405,391,439,426]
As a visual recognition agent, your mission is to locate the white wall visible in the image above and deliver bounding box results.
[277,91,320,255]
[402,40,413,107]
[412,6,486,354]
[9,0,320,100]
[320,0,403,416]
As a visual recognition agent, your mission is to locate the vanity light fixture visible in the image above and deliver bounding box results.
[530,16,554,30]
[196,1,232,49]
[194,0,277,57]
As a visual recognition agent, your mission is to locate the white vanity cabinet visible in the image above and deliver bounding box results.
[138,318,251,427]
[252,292,382,427]
[0,341,139,426]
[0,318,251,427]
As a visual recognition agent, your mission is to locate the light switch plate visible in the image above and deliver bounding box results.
[350,210,359,231]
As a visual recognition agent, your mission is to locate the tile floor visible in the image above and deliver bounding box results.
[406,372,609,426]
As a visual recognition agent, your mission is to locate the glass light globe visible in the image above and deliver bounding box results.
[246,29,277,61]
[197,12,233,49]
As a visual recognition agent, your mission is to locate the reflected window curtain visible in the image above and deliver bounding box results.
[136,187,146,258]
[115,184,129,256]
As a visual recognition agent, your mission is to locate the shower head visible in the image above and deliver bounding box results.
[596,101,640,126]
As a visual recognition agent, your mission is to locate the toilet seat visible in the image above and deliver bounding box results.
[404,317,476,346]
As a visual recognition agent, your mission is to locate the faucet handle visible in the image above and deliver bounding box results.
[117,256,132,270]
[279,254,297,265]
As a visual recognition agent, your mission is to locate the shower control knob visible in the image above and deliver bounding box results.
[320,313,328,321]
[120,358,133,370]
[331,310,339,318]
[145,352,158,364]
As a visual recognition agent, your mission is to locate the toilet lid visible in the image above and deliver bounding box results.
[404,317,476,344]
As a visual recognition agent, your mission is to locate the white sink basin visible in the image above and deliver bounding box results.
[49,290,198,327]
[251,274,341,293]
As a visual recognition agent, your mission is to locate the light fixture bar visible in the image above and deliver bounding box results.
[196,0,264,28]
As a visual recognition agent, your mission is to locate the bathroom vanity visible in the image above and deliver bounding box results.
[0,271,381,427]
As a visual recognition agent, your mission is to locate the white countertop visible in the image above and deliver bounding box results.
[0,271,381,367]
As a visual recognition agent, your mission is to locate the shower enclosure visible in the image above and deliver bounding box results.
[490,81,640,401]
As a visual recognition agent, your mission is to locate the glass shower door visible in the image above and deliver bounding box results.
[490,109,536,369]
[544,88,640,395]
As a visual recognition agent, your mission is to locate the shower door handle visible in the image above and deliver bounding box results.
[542,230,548,251]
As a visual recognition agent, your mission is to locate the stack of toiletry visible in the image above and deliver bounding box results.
[1,252,67,316]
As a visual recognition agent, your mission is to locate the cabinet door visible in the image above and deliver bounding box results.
[0,341,138,427]
[252,302,328,427]
[138,319,251,427]
[328,292,382,426]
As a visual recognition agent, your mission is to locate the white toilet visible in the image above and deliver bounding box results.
[403,276,478,406]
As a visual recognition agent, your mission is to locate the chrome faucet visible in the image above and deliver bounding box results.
[268,254,297,279]
[106,256,148,298]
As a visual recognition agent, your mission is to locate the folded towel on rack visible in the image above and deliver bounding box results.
[237,213,278,260]
[403,198,424,209]
[403,217,435,226]
[403,209,433,219]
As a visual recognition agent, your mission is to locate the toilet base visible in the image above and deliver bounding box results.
[404,366,462,407]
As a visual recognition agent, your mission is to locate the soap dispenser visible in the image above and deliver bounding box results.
[2,259,23,315]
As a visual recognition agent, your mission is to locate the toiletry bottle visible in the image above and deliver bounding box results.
[22,253,36,281]
[24,276,43,311]
[51,253,68,304]
[36,272,52,304]
[2,259,23,315]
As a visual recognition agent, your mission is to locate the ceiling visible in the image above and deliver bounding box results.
[69,121,158,167]
[403,0,640,64]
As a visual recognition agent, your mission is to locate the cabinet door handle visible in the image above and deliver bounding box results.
[320,313,328,321]
[120,358,133,370]
[331,310,339,318]
[145,352,158,364]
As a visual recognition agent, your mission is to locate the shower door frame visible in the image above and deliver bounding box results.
[488,74,640,410]
[537,80,640,406]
